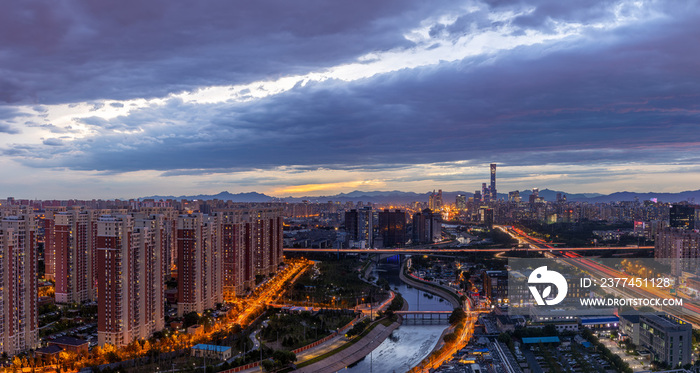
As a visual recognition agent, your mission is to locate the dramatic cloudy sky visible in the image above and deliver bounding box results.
[2,0,700,199]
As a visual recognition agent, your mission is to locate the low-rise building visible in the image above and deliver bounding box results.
[619,313,640,345]
[639,313,692,367]
[35,345,62,362]
[483,271,508,304]
[49,336,89,354]
[579,316,619,331]
[187,324,204,336]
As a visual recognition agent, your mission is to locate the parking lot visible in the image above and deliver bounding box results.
[522,340,629,373]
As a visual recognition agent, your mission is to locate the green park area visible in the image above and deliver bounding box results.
[281,259,388,308]
[260,310,356,349]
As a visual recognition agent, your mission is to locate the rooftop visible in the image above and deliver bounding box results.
[618,313,640,323]
[51,336,89,347]
[580,316,619,325]
[192,344,231,353]
[522,336,560,344]
[641,313,691,330]
[36,345,63,354]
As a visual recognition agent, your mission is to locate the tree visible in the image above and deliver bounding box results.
[183,311,200,328]
[542,324,558,336]
[449,308,467,325]
[261,359,275,372]
[272,350,296,366]
[142,340,151,355]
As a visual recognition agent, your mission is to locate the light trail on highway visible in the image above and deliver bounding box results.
[283,246,652,254]
[503,226,700,328]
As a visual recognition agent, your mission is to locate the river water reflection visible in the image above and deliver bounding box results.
[340,259,453,373]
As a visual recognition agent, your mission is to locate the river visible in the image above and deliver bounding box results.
[339,258,453,373]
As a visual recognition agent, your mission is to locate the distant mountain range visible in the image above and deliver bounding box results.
[138,188,700,204]
[140,191,277,202]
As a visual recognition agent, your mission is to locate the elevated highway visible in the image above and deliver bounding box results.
[283,246,653,254]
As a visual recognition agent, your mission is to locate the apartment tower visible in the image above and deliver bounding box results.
[0,211,39,354]
[176,214,222,316]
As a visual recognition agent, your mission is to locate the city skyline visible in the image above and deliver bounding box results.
[2,1,700,198]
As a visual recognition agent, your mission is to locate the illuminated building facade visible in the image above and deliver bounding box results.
[669,204,698,230]
[345,207,373,248]
[176,214,222,316]
[428,190,443,211]
[47,211,92,304]
[655,228,700,275]
[0,210,39,355]
[216,206,283,300]
[96,215,165,347]
[640,313,691,367]
[490,163,497,201]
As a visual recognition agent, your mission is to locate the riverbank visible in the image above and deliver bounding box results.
[399,262,461,308]
[399,259,471,372]
[343,260,454,372]
[295,319,401,373]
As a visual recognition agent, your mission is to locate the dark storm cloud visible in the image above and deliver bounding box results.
[11,3,700,174]
[0,0,458,105]
[5,0,700,177]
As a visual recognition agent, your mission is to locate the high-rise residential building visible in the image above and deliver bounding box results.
[412,209,441,244]
[490,163,497,201]
[250,207,284,277]
[655,228,700,275]
[176,214,222,317]
[96,215,165,347]
[47,211,92,304]
[378,209,407,247]
[0,210,39,355]
[215,205,283,300]
[43,206,68,281]
[43,217,55,281]
[655,228,700,259]
[455,195,467,211]
[345,207,373,248]
[474,190,482,203]
[640,313,692,367]
[669,205,697,230]
[139,206,178,278]
[131,214,166,343]
[217,210,253,300]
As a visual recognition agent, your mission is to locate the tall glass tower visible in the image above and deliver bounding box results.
[490,163,497,201]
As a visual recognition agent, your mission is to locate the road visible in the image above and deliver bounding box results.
[502,226,700,327]
[412,297,477,372]
[283,246,652,254]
